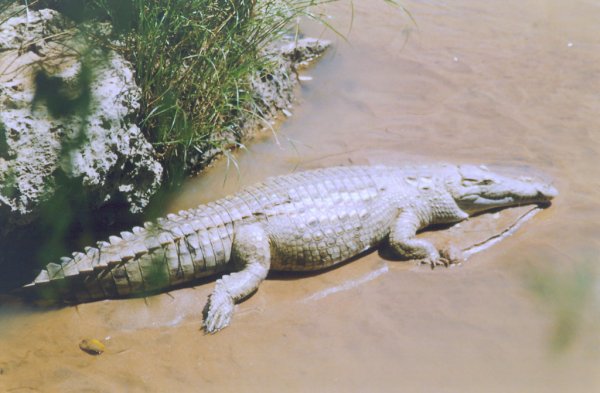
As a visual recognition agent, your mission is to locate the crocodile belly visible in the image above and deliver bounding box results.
[267,203,394,272]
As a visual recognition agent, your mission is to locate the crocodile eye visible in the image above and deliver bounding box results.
[461,178,479,186]
[462,178,494,187]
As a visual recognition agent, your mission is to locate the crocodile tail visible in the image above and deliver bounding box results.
[24,223,166,303]
[23,204,236,303]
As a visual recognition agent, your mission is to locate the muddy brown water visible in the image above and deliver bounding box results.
[2,1,600,392]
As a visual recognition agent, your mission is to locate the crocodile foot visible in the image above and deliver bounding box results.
[419,256,450,269]
[202,284,234,334]
[419,246,463,269]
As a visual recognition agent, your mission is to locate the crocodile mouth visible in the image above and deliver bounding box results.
[515,186,558,206]
[460,189,556,211]
[473,195,514,205]
[460,194,516,209]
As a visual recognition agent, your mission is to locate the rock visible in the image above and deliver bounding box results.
[0,8,162,232]
[187,37,330,170]
[79,338,106,355]
[0,6,330,288]
[279,37,332,66]
[0,7,66,50]
[252,37,331,120]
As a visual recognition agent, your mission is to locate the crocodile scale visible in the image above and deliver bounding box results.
[25,164,557,332]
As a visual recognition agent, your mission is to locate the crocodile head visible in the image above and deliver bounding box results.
[447,165,558,216]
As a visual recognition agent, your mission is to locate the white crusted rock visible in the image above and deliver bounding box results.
[0,7,162,233]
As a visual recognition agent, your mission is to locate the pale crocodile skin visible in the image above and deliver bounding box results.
[25,164,557,332]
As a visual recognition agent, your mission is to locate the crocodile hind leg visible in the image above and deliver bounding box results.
[388,211,451,268]
[203,223,271,333]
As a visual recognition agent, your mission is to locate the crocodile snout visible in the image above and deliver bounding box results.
[539,184,558,199]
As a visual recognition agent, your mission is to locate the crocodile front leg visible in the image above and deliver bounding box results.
[388,211,451,268]
[203,223,271,333]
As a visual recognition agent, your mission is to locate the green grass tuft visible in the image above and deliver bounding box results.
[34,0,330,185]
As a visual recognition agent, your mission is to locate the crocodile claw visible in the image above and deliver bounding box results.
[202,285,234,334]
[420,247,464,269]
[419,257,449,269]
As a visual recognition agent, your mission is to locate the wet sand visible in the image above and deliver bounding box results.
[2,0,600,392]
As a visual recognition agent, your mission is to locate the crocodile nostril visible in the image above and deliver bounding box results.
[538,186,558,199]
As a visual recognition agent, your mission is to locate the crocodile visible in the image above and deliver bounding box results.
[24,164,557,333]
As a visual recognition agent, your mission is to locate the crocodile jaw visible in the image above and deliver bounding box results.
[448,165,558,216]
